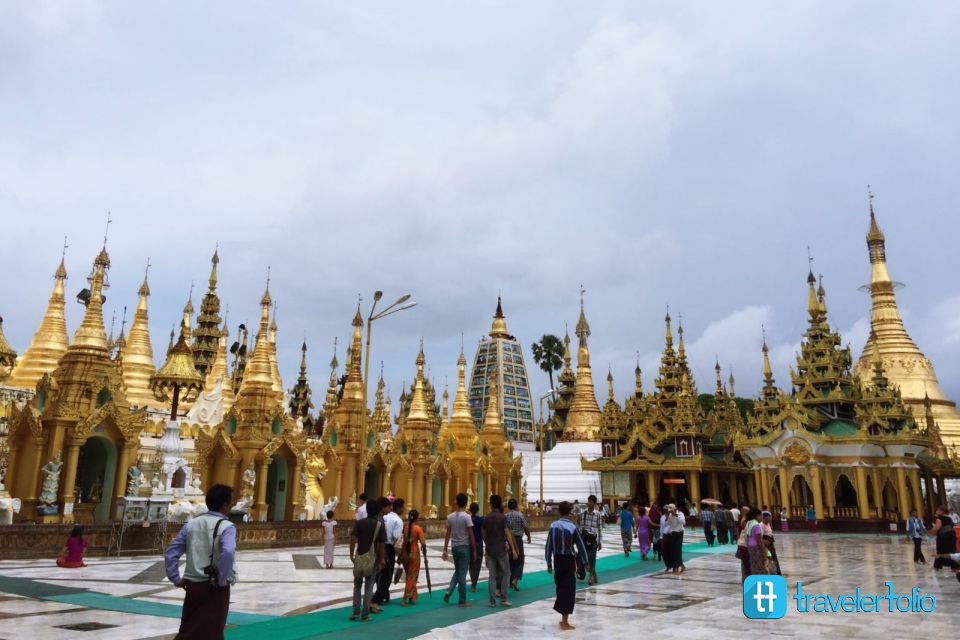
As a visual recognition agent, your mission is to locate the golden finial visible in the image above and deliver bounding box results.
[102,211,112,248]
[728,367,735,396]
[119,305,128,338]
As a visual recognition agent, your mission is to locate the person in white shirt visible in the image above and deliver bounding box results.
[356,493,368,520]
[667,504,686,573]
[660,508,673,572]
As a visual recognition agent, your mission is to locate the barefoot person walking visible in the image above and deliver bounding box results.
[546,501,588,631]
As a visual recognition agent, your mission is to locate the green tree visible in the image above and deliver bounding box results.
[531,334,565,391]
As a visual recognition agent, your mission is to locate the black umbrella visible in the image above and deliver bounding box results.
[422,544,433,598]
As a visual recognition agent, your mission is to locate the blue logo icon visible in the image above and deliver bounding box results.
[743,575,787,618]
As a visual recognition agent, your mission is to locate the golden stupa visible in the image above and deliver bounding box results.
[854,204,960,447]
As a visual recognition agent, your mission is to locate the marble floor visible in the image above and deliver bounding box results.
[0,527,954,639]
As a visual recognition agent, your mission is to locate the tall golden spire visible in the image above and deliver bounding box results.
[181,285,195,337]
[204,321,235,413]
[489,296,511,339]
[451,350,474,424]
[480,371,506,446]
[119,264,158,407]
[407,344,430,421]
[565,291,601,440]
[236,285,274,391]
[71,247,111,351]
[854,198,960,444]
[341,307,364,402]
[192,249,223,380]
[8,255,70,388]
[268,305,284,403]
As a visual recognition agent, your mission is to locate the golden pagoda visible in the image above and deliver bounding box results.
[7,245,146,524]
[583,310,737,507]
[854,203,960,447]
[563,295,601,440]
[7,257,69,390]
[735,268,935,524]
[194,283,307,521]
[191,250,223,381]
[117,267,158,408]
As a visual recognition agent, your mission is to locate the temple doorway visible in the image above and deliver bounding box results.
[266,454,289,522]
[77,436,117,523]
[364,466,380,498]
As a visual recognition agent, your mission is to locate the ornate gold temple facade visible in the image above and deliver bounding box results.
[580,208,960,525]
[0,246,522,524]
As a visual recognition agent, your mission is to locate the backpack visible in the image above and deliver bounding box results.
[954,524,960,553]
[353,521,382,578]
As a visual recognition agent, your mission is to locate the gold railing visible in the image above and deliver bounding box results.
[833,506,859,519]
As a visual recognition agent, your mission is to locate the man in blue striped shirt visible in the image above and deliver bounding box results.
[546,501,588,631]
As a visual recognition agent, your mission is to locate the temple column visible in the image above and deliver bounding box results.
[729,474,739,503]
[810,466,824,526]
[336,468,343,509]
[778,466,790,515]
[854,466,870,520]
[115,446,132,500]
[444,477,451,515]
[895,465,910,521]
[923,473,936,514]
[870,469,883,518]
[937,476,948,507]
[407,476,414,510]
[759,467,770,508]
[689,470,701,504]
[646,471,659,505]
[289,461,302,518]
[909,469,923,514]
[255,462,269,521]
[60,441,82,509]
[29,442,47,502]
[822,466,835,518]
[708,472,719,502]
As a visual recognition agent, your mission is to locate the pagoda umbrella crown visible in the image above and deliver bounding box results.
[150,322,204,408]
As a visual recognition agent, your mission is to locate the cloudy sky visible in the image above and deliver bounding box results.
[2,2,960,416]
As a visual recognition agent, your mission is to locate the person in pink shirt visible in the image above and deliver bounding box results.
[56,525,87,568]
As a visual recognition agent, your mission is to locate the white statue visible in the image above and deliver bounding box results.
[320,495,339,519]
[242,462,256,498]
[185,376,225,425]
[150,474,161,490]
[126,464,142,497]
[40,456,63,506]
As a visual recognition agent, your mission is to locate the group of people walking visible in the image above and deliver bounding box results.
[910,504,960,580]
[615,499,687,573]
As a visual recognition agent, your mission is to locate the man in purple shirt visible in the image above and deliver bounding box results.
[164,484,237,639]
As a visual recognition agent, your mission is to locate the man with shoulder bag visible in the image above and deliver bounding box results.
[350,497,387,621]
[578,495,603,585]
[164,484,238,639]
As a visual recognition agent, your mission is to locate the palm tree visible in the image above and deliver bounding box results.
[531,334,564,391]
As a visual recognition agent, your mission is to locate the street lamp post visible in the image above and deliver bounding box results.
[357,291,416,497]
[538,389,555,515]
